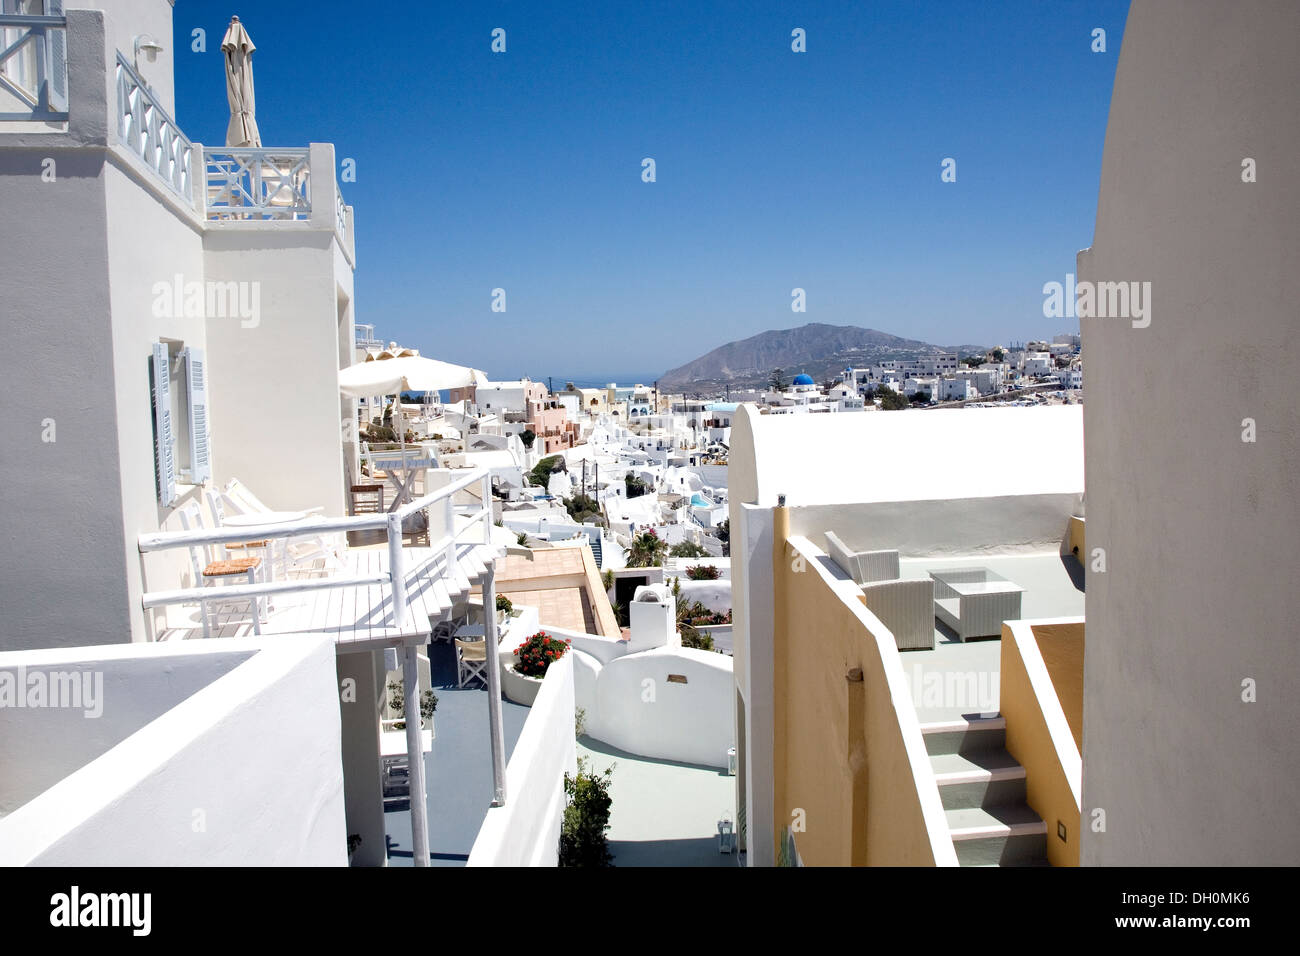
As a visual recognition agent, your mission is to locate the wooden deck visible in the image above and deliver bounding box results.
[160,542,499,652]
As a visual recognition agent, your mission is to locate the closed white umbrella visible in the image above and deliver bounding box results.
[222,16,261,147]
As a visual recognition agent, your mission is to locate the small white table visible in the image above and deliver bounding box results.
[928,567,1024,642]
[368,449,438,509]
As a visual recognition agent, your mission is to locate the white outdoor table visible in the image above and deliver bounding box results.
[381,728,433,758]
[928,567,1025,642]
[369,451,437,509]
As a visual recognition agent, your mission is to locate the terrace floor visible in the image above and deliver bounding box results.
[894,552,1085,722]
[576,738,739,867]
[383,641,529,866]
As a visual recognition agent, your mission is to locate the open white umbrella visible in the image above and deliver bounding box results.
[338,354,488,399]
[222,16,261,147]
[340,350,490,501]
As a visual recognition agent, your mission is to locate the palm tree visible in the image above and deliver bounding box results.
[624,528,667,568]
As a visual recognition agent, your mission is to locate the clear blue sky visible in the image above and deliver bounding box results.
[175,0,1129,382]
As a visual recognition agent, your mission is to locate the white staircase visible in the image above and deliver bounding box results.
[920,716,1049,867]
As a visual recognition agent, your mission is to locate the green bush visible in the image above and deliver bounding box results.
[564,493,603,524]
[496,594,513,615]
[878,389,910,411]
[559,758,614,867]
[681,631,715,651]
[624,474,652,499]
[669,541,709,558]
[685,564,720,580]
[529,455,564,489]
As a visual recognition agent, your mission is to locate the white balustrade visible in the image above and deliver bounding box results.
[0,13,68,120]
[115,53,192,199]
[204,147,312,221]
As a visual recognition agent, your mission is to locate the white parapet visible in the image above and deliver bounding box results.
[0,636,346,866]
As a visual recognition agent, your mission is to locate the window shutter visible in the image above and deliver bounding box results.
[185,346,211,484]
[46,0,68,113]
[151,343,177,506]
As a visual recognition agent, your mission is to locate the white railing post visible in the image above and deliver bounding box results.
[443,494,455,577]
[483,561,507,806]
[403,642,430,866]
[388,512,408,627]
[482,474,492,545]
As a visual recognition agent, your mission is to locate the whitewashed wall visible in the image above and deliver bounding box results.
[586,646,734,769]
[468,653,576,866]
[0,637,347,865]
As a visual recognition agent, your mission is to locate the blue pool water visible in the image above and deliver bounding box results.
[690,494,711,507]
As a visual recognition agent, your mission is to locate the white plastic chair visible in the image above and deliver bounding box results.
[221,477,341,577]
[176,502,264,638]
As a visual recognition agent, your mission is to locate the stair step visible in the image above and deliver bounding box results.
[947,805,1047,866]
[447,564,470,597]
[429,580,451,616]
[932,750,1027,810]
[461,554,485,580]
[920,715,1006,756]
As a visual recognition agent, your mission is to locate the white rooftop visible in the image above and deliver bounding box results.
[738,404,1083,507]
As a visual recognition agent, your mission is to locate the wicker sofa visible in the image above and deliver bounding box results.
[823,532,935,651]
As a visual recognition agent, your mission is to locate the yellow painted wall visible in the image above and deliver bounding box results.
[1066,515,1086,559]
[772,529,944,865]
[1033,621,1085,751]
[1000,620,1084,866]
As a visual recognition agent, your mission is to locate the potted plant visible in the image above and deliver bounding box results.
[502,630,571,706]
[386,680,438,732]
[496,593,514,624]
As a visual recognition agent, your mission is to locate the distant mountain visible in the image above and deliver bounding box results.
[658,323,986,393]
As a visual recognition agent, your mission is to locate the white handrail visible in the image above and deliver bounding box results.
[137,468,494,631]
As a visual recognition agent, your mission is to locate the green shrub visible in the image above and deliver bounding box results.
[496,594,513,615]
[559,758,614,867]
[669,541,708,558]
[529,455,564,489]
[685,564,721,580]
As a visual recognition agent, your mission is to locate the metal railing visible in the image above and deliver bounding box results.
[0,13,67,120]
[204,146,311,220]
[335,186,347,237]
[115,53,192,199]
[138,469,494,631]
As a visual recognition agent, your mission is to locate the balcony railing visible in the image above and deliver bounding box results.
[0,13,68,120]
[205,147,311,220]
[115,53,191,198]
[138,468,492,631]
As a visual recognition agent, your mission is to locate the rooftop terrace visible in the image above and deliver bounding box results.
[894,552,1085,722]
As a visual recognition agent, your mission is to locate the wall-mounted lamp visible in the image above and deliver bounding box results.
[133,34,164,72]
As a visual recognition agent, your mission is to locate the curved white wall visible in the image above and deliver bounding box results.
[587,647,734,769]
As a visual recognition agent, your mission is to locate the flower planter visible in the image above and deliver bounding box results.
[506,630,570,706]
[502,657,545,707]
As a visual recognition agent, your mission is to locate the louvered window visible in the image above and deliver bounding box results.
[150,343,177,506]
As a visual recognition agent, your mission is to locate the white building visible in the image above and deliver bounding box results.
[1,2,356,649]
